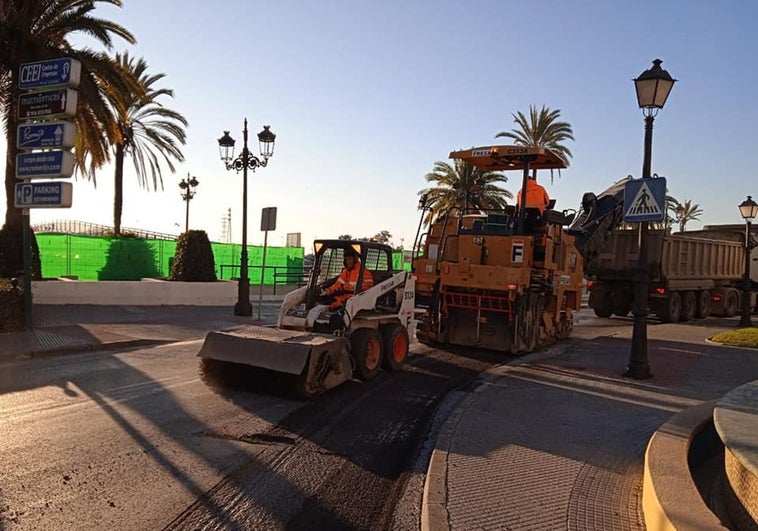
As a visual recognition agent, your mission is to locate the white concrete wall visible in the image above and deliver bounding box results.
[32,279,240,306]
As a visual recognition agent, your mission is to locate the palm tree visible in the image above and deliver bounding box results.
[100,52,188,235]
[419,159,513,225]
[0,0,138,274]
[673,199,703,232]
[495,105,574,183]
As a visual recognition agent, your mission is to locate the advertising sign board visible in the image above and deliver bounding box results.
[16,151,75,179]
[17,121,76,150]
[19,58,81,90]
[18,88,78,120]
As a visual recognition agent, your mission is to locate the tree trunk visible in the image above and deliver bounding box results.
[114,143,125,236]
[4,73,21,230]
[2,67,24,277]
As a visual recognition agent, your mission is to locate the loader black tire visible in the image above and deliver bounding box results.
[381,323,409,372]
[350,328,383,381]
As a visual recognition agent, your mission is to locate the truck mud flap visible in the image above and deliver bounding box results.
[197,325,352,396]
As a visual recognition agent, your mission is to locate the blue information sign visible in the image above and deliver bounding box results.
[16,151,75,179]
[17,121,76,149]
[623,177,667,223]
[19,58,81,90]
[14,181,73,208]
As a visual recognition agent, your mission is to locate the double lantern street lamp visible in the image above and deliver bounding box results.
[218,120,276,317]
[738,195,757,328]
[626,59,676,380]
[178,173,199,233]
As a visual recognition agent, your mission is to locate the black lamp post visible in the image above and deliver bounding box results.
[218,120,276,317]
[738,195,757,328]
[626,59,676,380]
[178,173,199,233]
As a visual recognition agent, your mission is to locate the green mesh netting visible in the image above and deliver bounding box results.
[35,234,410,282]
[36,234,305,283]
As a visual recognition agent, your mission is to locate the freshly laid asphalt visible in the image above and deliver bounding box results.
[2,304,756,530]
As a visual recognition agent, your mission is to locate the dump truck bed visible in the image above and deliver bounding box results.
[586,229,746,283]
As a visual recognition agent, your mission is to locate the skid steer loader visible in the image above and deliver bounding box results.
[198,240,417,397]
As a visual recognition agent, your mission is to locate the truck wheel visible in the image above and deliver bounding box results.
[695,290,711,319]
[592,291,613,318]
[612,293,632,317]
[350,328,383,381]
[381,323,409,371]
[593,305,613,318]
[680,291,696,322]
[724,290,739,317]
[660,292,682,323]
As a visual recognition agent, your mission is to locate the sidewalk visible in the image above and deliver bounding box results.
[0,303,282,363]
[423,318,758,530]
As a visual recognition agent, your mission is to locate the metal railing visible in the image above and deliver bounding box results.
[32,220,179,241]
[219,264,311,294]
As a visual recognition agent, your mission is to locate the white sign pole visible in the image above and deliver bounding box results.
[258,230,269,321]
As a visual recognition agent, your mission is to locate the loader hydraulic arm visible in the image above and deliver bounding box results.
[567,177,630,262]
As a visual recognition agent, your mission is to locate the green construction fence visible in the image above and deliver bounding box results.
[35,234,410,283]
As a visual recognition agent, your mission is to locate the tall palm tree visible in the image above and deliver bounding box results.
[495,105,574,183]
[419,159,512,225]
[674,199,703,233]
[0,0,138,274]
[100,52,188,235]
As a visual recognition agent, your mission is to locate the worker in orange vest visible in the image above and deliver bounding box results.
[321,247,374,310]
[516,175,551,213]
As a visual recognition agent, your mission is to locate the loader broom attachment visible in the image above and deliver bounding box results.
[198,325,352,398]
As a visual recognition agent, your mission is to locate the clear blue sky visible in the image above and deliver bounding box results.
[3,0,757,249]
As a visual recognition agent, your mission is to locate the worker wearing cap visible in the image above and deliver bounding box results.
[516,175,551,213]
[323,248,374,309]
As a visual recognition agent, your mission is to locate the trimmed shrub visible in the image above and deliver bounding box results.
[0,220,41,279]
[0,278,25,333]
[169,230,217,281]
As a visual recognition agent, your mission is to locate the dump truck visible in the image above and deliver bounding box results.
[413,145,584,353]
[198,240,416,397]
[568,178,758,322]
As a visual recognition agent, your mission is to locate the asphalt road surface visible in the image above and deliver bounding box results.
[1,309,696,530]
[0,334,504,530]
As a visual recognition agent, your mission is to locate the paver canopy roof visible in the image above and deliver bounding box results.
[449,145,566,171]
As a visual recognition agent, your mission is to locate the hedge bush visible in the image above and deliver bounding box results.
[169,230,217,281]
[0,278,24,333]
[0,220,41,279]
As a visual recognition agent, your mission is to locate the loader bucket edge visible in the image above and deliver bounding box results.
[198,325,347,377]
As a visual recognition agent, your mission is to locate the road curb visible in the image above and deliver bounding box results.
[642,399,726,530]
[9,338,171,363]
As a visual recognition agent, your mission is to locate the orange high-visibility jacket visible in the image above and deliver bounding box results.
[327,259,374,309]
[516,179,551,212]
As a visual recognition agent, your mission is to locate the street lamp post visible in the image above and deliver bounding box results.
[738,195,757,328]
[218,120,276,317]
[178,173,199,233]
[626,59,676,380]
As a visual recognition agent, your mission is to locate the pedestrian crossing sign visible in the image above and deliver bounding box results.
[623,177,667,222]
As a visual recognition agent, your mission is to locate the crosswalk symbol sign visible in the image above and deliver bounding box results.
[623,177,667,222]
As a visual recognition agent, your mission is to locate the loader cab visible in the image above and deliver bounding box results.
[308,240,395,310]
